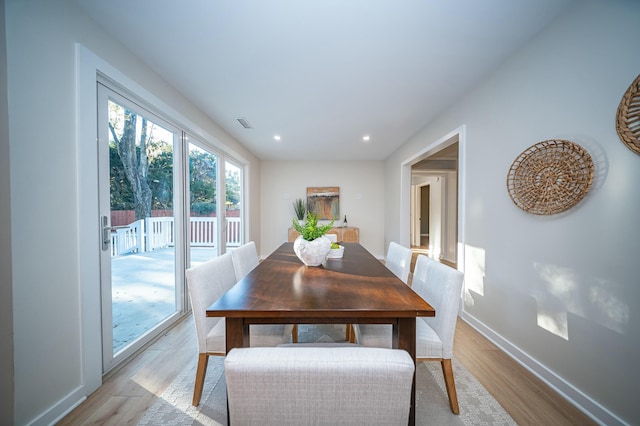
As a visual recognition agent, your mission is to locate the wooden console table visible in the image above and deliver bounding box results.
[288,226,359,243]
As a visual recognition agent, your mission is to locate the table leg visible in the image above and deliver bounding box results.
[225,318,249,352]
[395,318,416,426]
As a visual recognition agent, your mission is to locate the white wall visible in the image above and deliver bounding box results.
[0,1,14,424]
[385,1,640,424]
[260,161,385,258]
[5,1,260,424]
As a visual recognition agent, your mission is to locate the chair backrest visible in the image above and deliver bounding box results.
[411,254,463,358]
[410,253,435,288]
[185,252,237,353]
[224,346,414,426]
[230,241,259,281]
[326,233,338,242]
[385,241,413,284]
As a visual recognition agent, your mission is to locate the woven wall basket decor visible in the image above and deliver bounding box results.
[616,73,640,155]
[506,140,594,215]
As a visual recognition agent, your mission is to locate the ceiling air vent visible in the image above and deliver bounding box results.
[236,117,253,129]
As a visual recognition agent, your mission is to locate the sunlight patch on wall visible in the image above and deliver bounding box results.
[535,303,569,340]
[589,279,629,335]
[533,262,580,340]
[463,244,486,308]
[533,262,628,339]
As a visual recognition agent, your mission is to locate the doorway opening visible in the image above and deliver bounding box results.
[410,142,458,263]
[401,126,465,272]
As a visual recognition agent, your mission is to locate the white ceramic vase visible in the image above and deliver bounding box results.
[293,235,332,266]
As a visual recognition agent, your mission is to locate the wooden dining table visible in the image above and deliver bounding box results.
[206,242,435,425]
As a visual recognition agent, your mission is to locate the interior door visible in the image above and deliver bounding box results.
[420,185,430,238]
[98,83,184,372]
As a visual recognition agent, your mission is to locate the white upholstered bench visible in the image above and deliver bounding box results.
[224,346,415,426]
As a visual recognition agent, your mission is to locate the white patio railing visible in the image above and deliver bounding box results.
[147,217,174,252]
[111,216,241,257]
[190,217,217,247]
[111,219,144,256]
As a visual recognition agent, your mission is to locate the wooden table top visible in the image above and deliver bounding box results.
[206,242,435,320]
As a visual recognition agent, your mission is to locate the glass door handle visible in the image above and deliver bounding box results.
[102,215,112,251]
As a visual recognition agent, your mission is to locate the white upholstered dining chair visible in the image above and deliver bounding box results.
[326,233,338,242]
[385,241,413,284]
[354,254,464,414]
[224,346,415,426]
[230,241,299,343]
[230,240,259,281]
[346,241,413,342]
[185,252,293,406]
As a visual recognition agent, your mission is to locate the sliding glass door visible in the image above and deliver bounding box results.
[98,82,247,372]
[98,83,184,372]
[187,140,220,266]
[225,161,243,252]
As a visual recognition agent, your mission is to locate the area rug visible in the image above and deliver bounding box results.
[138,325,516,425]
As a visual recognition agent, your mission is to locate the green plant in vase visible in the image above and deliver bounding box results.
[291,212,334,241]
[291,212,335,266]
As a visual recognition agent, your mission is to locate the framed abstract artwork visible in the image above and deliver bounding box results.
[307,187,340,220]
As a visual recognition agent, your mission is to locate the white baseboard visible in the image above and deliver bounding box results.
[25,385,87,426]
[461,312,628,426]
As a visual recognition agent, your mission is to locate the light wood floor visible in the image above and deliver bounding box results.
[454,320,596,425]
[58,314,596,425]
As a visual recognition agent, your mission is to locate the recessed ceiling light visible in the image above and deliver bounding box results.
[362,135,371,142]
[274,135,281,141]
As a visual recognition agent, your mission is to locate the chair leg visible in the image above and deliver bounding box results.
[348,325,357,343]
[441,358,460,414]
[345,324,351,341]
[192,353,209,406]
[292,324,298,343]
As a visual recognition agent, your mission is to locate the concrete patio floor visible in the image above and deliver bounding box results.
[112,247,216,353]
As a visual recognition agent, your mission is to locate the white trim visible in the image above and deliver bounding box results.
[219,157,227,252]
[24,390,86,426]
[400,162,411,248]
[456,125,466,276]
[461,313,626,426]
[242,162,251,243]
[75,43,104,406]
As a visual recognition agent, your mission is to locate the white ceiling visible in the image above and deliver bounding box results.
[74,0,574,161]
